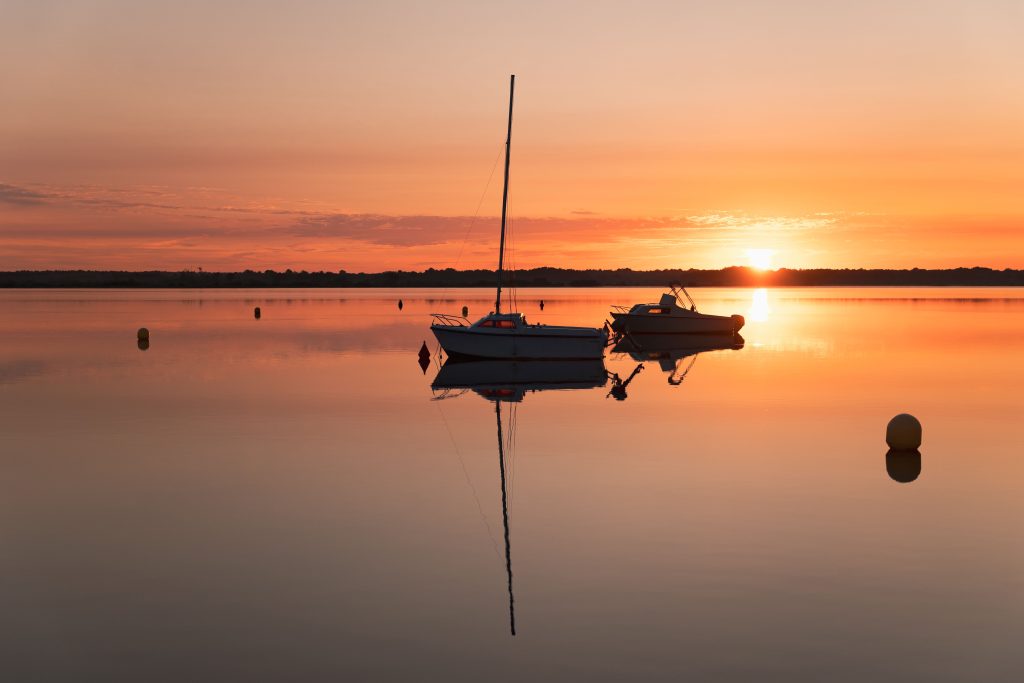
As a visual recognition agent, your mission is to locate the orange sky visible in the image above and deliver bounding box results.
[2,0,1022,271]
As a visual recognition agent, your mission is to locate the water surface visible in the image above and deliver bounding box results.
[1,287,1022,681]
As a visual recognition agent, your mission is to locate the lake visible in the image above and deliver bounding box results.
[1,287,1022,681]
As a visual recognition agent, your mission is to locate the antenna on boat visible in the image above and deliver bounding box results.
[670,282,698,312]
[495,74,515,314]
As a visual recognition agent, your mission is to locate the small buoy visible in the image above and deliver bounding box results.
[886,413,922,450]
[137,338,149,351]
[461,305,468,317]
[398,299,404,310]
[539,300,545,310]
[417,341,431,374]
[254,306,261,319]
[137,327,149,341]
[886,449,922,483]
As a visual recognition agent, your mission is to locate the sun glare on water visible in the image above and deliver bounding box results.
[746,249,775,270]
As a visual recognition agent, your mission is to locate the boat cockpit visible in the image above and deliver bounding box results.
[474,313,527,329]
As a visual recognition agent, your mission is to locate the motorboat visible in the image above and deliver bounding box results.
[430,75,607,360]
[610,284,744,335]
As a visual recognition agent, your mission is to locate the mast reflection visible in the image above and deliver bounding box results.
[431,358,608,635]
[494,399,515,635]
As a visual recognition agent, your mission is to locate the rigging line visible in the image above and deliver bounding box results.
[433,402,503,560]
[514,403,521,502]
[505,185,518,313]
[509,402,518,502]
[508,214,516,314]
[505,401,515,502]
[442,142,506,299]
[510,402,516,501]
[512,200,520,315]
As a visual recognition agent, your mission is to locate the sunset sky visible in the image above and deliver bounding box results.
[2,0,1022,271]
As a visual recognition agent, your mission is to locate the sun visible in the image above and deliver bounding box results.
[745,249,775,270]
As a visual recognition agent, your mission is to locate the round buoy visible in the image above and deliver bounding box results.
[886,413,922,450]
[461,305,468,317]
[137,327,150,341]
[398,299,404,310]
[886,449,922,483]
[254,306,261,319]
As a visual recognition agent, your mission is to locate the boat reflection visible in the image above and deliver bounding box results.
[886,449,922,483]
[431,358,608,402]
[612,333,744,385]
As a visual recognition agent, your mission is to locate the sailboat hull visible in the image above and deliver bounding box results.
[431,325,606,360]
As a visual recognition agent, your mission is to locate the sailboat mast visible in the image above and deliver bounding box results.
[495,401,516,636]
[495,74,515,314]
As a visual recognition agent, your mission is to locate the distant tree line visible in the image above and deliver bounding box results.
[2,267,1023,288]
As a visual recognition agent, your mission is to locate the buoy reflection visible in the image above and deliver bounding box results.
[886,449,922,483]
[748,288,770,322]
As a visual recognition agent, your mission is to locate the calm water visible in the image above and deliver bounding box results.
[1,287,1022,681]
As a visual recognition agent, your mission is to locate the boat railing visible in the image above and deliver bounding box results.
[611,304,631,313]
[430,313,470,327]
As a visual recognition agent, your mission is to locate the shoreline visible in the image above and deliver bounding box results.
[3,267,1023,289]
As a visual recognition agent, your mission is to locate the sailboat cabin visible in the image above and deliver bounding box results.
[475,313,526,329]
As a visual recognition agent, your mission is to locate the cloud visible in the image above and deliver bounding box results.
[289,213,482,246]
[285,213,709,247]
[0,182,317,216]
[0,183,54,205]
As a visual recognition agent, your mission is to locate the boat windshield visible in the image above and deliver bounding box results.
[478,319,518,329]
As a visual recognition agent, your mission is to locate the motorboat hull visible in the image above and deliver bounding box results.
[431,324,607,360]
[610,311,743,335]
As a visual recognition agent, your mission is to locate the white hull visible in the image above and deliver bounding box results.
[611,311,741,334]
[432,325,606,360]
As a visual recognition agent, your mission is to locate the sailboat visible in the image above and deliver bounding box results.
[430,75,607,360]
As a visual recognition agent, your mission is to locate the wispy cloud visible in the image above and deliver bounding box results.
[2,180,1020,270]
[0,183,54,205]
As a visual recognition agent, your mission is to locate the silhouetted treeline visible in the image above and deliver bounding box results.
[2,267,1023,288]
